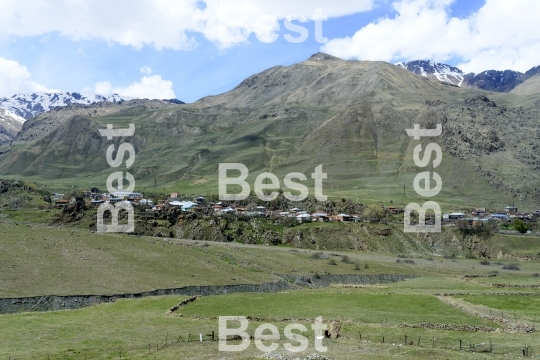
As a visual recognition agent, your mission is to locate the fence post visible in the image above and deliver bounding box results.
[382,336,385,343]
[432,336,435,347]
[417,336,420,346]
[459,339,462,351]
[405,335,407,345]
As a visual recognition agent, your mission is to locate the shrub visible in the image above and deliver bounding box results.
[488,271,498,277]
[397,254,408,258]
[354,261,361,270]
[310,252,327,260]
[395,259,402,264]
[502,263,520,271]
[403,259,415,264]
[465,250,477,259]
[532,273,540,278]
[443,253,457,259]
[328,259,337,265]
[479,259,490,265]
[426,257,434,261]
[341,255,350,263]
[364,263,369,269]
[513,218,529,233]
[363,203,385,222]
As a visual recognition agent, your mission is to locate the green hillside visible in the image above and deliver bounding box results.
[0,54,539,210]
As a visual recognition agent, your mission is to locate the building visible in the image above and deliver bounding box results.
[448,212,465,220]
[336,213,352,222]
[113,191,143,200]
[504,206,518,213]
[296,213,311,223]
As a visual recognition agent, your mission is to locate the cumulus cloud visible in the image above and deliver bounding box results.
[321,0,540,73]
[93,75,176,99]
[0,0,373,50]
[0,57,59,97]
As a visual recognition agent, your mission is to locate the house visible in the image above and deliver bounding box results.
[296,213,311,223]
[170,192,179,199]
[290,207,303,213]
[91,199,104,207]
[490,213,508,221]
[448,212,465,220]
[113,191,143,200]
[504,206,518,213]
[472,208,486,215]
[52,193,64,201]
[311,212,329,222]
[138,199,153,207]
[336,213,352,222]
[54,199,69,208]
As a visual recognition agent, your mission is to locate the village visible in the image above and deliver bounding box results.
[51,188,540,229]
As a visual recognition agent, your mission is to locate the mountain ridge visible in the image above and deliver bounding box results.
[396,60,540,93]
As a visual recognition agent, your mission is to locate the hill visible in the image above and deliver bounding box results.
[0,53,538,209]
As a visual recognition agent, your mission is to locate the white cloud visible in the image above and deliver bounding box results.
[0,0,373,50]
[322,0,540,73]
[94,75,176,99]
[140,66,153,75]
[0,57,59,97]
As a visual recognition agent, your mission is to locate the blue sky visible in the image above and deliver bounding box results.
[0,0,537,102]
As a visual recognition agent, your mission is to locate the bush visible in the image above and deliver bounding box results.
[363,203,385,222]
[426,257,434,261]
[328,259,337,265]
[397,254,408,258]
[403,259,415,264]
[532,273,539,278]
[443,253,457,259]
[465,250,477,259]
[364,263,369,269]
[488,271,498,276]
[513,218,529,233]
[479,259,490,265]
[395,259,402,264]
[341,255,350,263]
[310,252,327,260]
[354,261,361,270]
[502,263,520,271]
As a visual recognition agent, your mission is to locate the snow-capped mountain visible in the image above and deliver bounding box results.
[0,109,25,147]
[0,92,132,120]
[396,60,540,92]
[396,60,464,86]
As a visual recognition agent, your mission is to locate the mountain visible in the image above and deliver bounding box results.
[0,52,539,209]
[397,60,540,93]
[0,109,25,148]
[0,92,136,120]
[396,60,464,86]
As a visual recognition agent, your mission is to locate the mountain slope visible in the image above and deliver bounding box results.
[0,109,25,147]
[0,53,538,209]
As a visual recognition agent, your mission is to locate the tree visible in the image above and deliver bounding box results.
[513,218,528,233]
[363,204,385,222]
